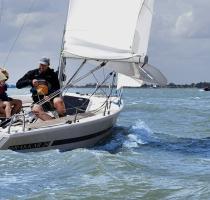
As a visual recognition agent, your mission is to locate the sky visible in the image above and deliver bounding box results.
[0,0,210,84]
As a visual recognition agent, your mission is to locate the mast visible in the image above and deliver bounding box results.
[58,0,70,87]
[58,27,66,88]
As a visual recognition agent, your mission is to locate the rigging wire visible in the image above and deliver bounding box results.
[91,71,108,97]
[35,61,107,107]
[58,71,115,118]
[2,0,35,67]
[91,73,116,115]
[102,67,107,93]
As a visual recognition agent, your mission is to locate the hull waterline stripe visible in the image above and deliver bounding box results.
[8,127,113,151]
[51,127,113,146]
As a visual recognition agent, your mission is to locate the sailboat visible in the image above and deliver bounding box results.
[0,0,166,152]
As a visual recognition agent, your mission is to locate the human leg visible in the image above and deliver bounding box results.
[32,104,53,121]
[10,98,22,115]
[0,100,6,118]
[3,101,12,118]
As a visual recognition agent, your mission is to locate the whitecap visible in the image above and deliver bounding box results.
[123,120,158,148]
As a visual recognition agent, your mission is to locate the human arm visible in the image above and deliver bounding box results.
[48,71,60,94]
[16,70,35,89]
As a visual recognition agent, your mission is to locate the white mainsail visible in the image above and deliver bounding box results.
[62,0,166,87]
[63,0,153,61]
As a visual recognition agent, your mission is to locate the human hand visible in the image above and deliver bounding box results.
[32,79,38,87]
[44,96,50,101]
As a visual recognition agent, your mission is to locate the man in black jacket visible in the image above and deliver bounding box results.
[16,57,66,120]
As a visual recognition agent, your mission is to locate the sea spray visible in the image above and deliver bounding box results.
[123,120,158,148]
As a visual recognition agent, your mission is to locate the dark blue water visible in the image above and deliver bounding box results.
[1,88,210,199]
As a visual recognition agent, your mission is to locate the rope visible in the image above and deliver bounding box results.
[2,0,35,67]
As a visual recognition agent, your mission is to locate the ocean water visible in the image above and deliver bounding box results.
[1,88,210,199]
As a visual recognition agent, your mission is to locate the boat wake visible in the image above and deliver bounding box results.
[95,120,210,156]
[94,120,159,153]
[151,133,210,156]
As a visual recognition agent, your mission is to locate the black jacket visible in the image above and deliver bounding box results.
[16,68,60,102]
[0,84,9,101]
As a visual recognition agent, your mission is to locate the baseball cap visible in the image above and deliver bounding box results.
[39,57,50,66]
[0,68,9,80]
[0,71,7,81]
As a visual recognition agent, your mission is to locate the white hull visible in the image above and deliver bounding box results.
[0,93,123,152]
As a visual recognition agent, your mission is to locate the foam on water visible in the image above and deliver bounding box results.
[192,97,201,100]
[95,120,159,152]
[96,118,210,157]
[123,120,156,148]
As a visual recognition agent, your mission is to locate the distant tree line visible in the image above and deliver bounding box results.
[75,82,210,88]
[141,82,210,88]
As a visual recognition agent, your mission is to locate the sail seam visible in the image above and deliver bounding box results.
[62,51,140,62]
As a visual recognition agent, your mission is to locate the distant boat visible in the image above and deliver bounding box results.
[203,87,210,91]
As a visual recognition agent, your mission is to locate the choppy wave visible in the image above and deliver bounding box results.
[96,119,210,157]
[1,88,210,199]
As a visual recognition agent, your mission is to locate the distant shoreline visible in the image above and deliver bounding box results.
[7,82,210,89]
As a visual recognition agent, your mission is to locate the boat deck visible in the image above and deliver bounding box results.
[26,112,96,130]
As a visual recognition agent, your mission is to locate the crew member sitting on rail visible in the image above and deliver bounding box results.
[0,69,22,126]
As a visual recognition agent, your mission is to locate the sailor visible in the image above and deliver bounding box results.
[0,69,22,126]
[16,57,66,121]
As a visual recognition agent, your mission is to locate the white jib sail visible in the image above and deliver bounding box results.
[117,73,143,90]
[108,62,167,88]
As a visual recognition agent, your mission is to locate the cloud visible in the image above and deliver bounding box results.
[10,12,65,50]
[148,0,210,83]
[174,11,194,37]
[173,7,210,39]
[152,0,210,40]
[1,0,68,50]
[0,0,68,72]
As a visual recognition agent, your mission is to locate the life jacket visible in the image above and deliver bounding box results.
[35,79,49,95]
[0,84,8,101]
